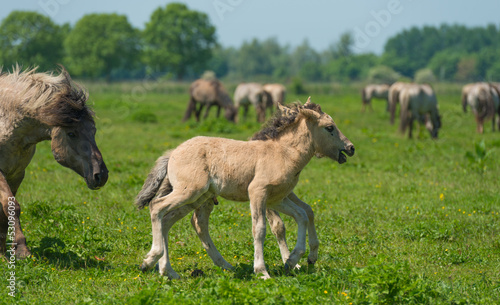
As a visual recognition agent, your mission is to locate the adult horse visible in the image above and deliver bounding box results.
[136,98,355,279]
[263,83,286,107]
[182,79,237,123]
[399,84,441,139]
[234,83,272,122]
[361,84,390,112]
[0,66,108,258]
[462,83,500,133]
[388,82,410,124]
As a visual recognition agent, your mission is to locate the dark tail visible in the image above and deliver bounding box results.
[135,153,170,210]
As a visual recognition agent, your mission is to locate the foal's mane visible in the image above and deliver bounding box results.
[0,65,93,127]
[251,102,323,141]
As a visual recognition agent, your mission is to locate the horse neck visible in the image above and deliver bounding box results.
[275,118,316,170]
[8,116,52,147]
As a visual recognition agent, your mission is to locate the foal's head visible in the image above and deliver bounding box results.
[294,98,355,163]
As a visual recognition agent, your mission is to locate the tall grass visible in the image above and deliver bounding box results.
[1,83,499,304]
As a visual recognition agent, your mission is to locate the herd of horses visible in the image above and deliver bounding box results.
[362,81,500,138]
[1,65,498,280]
[182,79,286,123]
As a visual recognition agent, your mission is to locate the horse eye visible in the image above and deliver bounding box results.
[325,126,334,133]
[67,132,77,138]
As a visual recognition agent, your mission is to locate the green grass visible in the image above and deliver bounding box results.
[1,82,500,304]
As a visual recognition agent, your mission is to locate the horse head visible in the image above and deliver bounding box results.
[51,116,108,190]
[282,97,355,164]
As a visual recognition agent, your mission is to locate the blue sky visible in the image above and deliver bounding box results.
[2,0,500,54]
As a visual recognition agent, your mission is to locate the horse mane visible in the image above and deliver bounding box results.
[251,102,323,141]
[0,65,93,127]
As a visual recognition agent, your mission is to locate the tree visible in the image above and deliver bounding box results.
[64,13,140,80]
[291,40,321,81]
[0,11,65,71]
[143,3,217,79]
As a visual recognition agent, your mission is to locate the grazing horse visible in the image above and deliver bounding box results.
[263,83,286,107]
[462,83,500,133]
[361,84,390,112]
[399,84,441,139]
[234,83,272,122]
[183,79,237,123]
[388,82,410,124]
[136,98,355,279]
[0,66,108,257]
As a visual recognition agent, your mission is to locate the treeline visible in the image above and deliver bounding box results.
[1,3,499,83]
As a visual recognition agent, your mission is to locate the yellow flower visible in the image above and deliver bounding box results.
[439,193,444,201]
[324,290,328,294]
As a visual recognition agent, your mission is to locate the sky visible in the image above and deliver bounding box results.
[2,0,500,54]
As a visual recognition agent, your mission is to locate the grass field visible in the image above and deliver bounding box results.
[1,81,500,304]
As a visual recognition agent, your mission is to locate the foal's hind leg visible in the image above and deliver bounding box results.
[157,204,197,279]
[142,186,208,272]
[191,199,234,271]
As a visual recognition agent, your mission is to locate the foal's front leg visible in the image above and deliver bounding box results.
[248,186,271,279]
[0,173,30,258]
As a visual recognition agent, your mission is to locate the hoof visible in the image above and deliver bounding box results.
[140,262,150,272]
[14,246,31,259]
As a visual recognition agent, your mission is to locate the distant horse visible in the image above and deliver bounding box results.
[388,82,410,124]
[183,79,237,123]
[462,83,500,133]
[136,98,355,279]
[361,84,390,112]
[0,66,108,257]
[399,84,441,139]
[234,83,272,122]
[263,83,286,107]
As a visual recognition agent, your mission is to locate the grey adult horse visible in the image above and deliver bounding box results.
[399,84,441,139]
[462,82,500,133]
[234,83,272,122]
[361,84,390,112]
[0,66,108,258]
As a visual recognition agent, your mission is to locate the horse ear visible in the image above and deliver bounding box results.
[277,104,297,117]
[299,108,319,121]
[304,96,312,105]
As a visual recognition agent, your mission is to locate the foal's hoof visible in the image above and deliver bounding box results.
[140,262,150,272]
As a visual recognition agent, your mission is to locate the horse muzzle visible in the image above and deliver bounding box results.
[86,162,109,190]
[338,145,355,164]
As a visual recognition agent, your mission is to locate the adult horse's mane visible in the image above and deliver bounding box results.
[0,65,93,127]
[251,102,323,141]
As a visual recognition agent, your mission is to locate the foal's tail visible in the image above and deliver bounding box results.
[135,153,171,210]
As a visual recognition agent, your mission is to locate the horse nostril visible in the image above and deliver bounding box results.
[348,145,355,156]
[94,173,101,184]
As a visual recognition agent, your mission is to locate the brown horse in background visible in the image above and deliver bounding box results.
[183,79,237,122]
[0,66,108,257]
